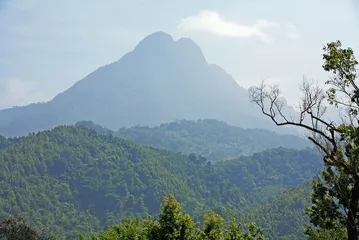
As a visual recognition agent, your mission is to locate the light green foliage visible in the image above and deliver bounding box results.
[90,218,146,240]
[304,41,359,239]
[323,40,358,111]
[146,194,196,240]
[203,211,225,240]
[305,225,346,240]
[83,195,267,240]
[226,218,242,240]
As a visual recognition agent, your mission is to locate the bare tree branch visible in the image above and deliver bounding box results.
[248,78,357,177]
[249,79,338,145]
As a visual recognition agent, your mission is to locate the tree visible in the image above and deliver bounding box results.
[78,194,268,240]
[248,40,359,239]
[305,224,346,240]
[226,218,241,240]
[225,219,267,240]
[203,210,225,240]
[92,218,146,240]
[145,194,197,240]
[240,223,267,240]
[0,217,55,240]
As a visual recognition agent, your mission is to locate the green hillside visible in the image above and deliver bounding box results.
[0,126,242,237]
[242,183,312,240]
[0,125,321,238]
[77,119,310,161]
[216,148,322,204]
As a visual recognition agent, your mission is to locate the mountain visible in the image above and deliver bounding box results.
[77,119,311,161]
[0,31,293,137]
[0,125,321,238]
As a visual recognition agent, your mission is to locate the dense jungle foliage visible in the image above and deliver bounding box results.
[76,119,310,161]
[0,125,321,238]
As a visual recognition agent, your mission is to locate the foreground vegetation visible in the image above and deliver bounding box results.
[1,195,268,240]
[0,125,321,239]
[79,194,267,240]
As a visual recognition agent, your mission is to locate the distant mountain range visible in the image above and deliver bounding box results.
[0,31,297,137]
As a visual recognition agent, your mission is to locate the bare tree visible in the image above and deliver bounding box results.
[249,41,359,240]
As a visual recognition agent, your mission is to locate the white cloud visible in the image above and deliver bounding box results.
[0,78,50,109]
[178,10,279,43]
[285,23,300,40]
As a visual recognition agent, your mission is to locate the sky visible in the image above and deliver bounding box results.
[0,0,358,109]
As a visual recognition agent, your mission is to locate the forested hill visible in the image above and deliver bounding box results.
[216,147,322,204]
[0,125,321,238]
[0,125,244,236]
[242,183,312,240]
[77,119,311,161]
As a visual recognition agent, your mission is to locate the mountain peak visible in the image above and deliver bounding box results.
[135,31,174,50]
[175,37,206,64]
[133,32,206,65]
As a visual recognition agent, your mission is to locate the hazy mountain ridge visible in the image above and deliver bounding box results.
[76,119,311,161]
[0,31,296,137]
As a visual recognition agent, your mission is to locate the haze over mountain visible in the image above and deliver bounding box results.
[0,31,295,137]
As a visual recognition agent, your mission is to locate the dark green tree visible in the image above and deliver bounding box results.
[0,217,55,240]
[249,40,359,239]
[241,223,267,240]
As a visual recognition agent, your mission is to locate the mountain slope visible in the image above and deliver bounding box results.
[242,183,312,240]
[215,147,322,204]
[0,125,244,236]
[0,125,321,238]
[0,31,291,137]
[104,119,311,161]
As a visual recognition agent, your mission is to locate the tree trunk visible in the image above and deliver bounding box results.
[347,180,359,240]
[348,212,358,240]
